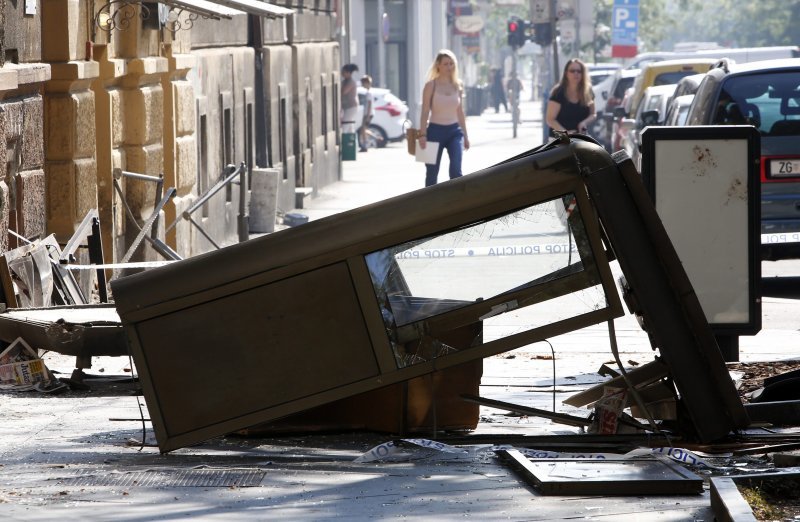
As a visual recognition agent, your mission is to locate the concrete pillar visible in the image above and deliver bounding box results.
[42,59,96,244]
[161,46,197,256]
[120,56,168,263]
[249,168,279,233]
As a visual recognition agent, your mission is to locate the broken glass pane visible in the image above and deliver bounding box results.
[365,194,606,368]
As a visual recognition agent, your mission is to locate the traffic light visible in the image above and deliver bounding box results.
[507,17,528,49]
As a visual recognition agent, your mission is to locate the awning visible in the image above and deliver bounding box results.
[164,0,244,19]
[204,0,292,18]
[161,0,292,19]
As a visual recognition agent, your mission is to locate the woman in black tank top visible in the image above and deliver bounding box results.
[545,59,595,137]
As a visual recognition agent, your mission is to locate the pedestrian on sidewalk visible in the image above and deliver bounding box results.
[491,68,508,113]
[418,49,470,187]
[545,58,595,137]
[507,71,524,123]
[359,75,375,152]
[340,63,359,128]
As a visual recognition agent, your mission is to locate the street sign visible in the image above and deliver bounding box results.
[531,0,549,23]
[555,0,575,20]
[559,19,576,44]
[533,0,578,22]
[611,0,639,57]
[455,15,484,34]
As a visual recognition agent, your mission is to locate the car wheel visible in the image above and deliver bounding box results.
[368,124,388,148]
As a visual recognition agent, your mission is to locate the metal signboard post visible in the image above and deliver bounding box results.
[640,125,762,361]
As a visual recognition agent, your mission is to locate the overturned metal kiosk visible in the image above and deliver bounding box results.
[111,136,749,453]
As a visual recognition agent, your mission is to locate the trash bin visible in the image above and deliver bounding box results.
[465,85,489,116]
[342,121,357,161]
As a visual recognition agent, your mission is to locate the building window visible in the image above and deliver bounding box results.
[198,113,209,218]
[306,82,314,164]
[321,77,328,151]
[279,92,288,182]
[334,77,340,146]
[245,101,254,188]
[221,90,233,202]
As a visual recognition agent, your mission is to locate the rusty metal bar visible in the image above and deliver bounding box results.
[165,163,249,247]
[121,188,177,263]
[461,394,591,428]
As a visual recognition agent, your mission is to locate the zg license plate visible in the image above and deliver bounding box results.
[771,159,800,178]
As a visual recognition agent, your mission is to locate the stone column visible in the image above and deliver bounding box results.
[118,56,168,263]
[161,45,196,257]
[45,62,99,243]
[41,0,99,246]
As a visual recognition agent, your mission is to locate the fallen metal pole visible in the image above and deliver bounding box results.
[461,394,591,428]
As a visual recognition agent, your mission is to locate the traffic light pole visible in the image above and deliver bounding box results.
[550,0,559,87]
[506,16,526,139]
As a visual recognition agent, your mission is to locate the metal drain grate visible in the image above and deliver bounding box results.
[58,468,266,487]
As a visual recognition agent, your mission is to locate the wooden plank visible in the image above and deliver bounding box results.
[562,358,669,407]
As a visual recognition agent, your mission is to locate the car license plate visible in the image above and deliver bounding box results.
[771,159,800,177]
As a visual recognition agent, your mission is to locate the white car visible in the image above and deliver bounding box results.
[587,63,622,113]
[356,87,409,148]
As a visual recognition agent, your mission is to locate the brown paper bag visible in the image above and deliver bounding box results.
[406,127,417,155]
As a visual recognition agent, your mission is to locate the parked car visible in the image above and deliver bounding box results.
[670,72,707,100]
[356,86,409,148]
[662,73,706,124]
[624,58,719,124]
[588,63,622,111]
[620,83,678,170]
[594,68,640,151]
[587,62,623,74]
[625,46,800,70]
[684,58,800,259]
[664,94,695,126]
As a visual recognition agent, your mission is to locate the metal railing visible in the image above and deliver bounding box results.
[165,161,249,249]
[113,168,181,262]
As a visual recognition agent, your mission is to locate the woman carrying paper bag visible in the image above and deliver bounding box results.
[418,50,470,187]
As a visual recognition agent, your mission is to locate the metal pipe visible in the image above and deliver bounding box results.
[114,168,164,183]
[90,217,109,302]
[237,161,249,242]
[187,214,221,249]
[121,188,177,263]
[166,164,244,233]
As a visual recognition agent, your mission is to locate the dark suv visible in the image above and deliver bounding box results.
[685,58,800,260]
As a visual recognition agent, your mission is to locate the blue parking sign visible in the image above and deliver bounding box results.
[612,0,639,47]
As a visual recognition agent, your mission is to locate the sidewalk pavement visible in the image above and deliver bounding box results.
[295,99,547,222]
[1,102,799,520]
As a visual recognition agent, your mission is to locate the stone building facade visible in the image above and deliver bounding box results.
[0,0,342,277]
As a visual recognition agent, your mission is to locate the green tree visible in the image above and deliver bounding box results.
[648,0,796,50]
[481,3,528,53]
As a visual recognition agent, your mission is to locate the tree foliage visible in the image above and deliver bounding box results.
[593,0,798,53]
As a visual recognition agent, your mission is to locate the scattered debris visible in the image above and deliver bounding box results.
[354,438,472,463]
[496,448,704,496]
[0,337,64,392]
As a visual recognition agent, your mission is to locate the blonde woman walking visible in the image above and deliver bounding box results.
[418,49,470,187]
